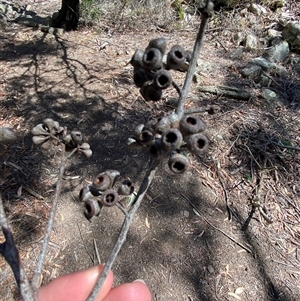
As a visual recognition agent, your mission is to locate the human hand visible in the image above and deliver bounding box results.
[38,265,151,301]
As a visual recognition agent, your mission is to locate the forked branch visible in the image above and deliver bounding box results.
[88,1,213,299]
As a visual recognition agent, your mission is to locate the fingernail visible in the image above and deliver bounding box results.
[133,279,146,284]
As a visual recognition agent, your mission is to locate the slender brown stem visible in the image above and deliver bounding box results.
[31,147,77,294]
[174,0,213,119]
[0,193,36,301]
[87,159,160,301]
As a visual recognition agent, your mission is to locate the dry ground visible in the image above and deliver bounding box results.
[1,1,300,300]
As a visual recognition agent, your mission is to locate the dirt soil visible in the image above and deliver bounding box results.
[1,1,300,300]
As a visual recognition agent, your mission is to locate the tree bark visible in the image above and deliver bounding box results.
[52,0,79,31]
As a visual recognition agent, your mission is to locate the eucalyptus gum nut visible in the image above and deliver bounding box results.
[118,179,134,195]
[154,116,171,134]
[43,118,55,131]
[180,115,207,135]
[71,130,83,145]
[79,185,101,202]
[147,37,167,55]
[187,133,209,155]
[104,170,120,187]
[126,137,143,150]
[78,142,92,157]
[130,49,144,69]
[140,84,162,102]
[168,153,190,174]
[149,138,163,160]
[79,142,91,150]
[0,127,18,143]
[145,118,157,131]
[80,148,92,157]
[62,133,72,144]
[100,189,119,207]
[84,199,102,220]
[167,45,187,70]
[133,124,145,139]
[40,139,53,150]
[32,135,49,146]
[133,68,154,88]
[139,129,154,145]
[161,128,183,150]
[31,124,49,136]
[153,69,172,90]
[93,173,111,191]
[143,47,163,71]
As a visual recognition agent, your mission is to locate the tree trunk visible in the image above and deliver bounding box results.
[52,0,79,31]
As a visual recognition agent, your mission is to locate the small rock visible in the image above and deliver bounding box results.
[244,34,258,51]
[261,89,277,101]
[230,47,243,60]
[282,22,300,52]
[267,29,281,38]
[249,3,267,15]
[232,32,244,45]
[196,59,213,73]
[192,73,201,84]
[250,57,276,72]
[181,210,190,218]
[266,39,290,62]
[259,75,270,87]
[207,265,214,274]
[239,64,261,82]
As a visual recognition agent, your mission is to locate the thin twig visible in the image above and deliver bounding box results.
[87,159,160,300]
[179,191,253,254]
[272,141,300,152]
[251,156,274,224]
[31,147,77,295]
[0,193,36,301]
[215,161,232,221]
[174,0,213,119]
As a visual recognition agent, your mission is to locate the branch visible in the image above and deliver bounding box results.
[174,0,213,119]
[0,193,36,301]
[31,147,77,294]
[87,158,160,300]
[87,2,214,300]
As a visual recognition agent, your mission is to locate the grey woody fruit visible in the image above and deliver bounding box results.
[161,128,183,150]
[140,84,162,102]
[93,173,111,191]
[180,115,206,135]
[71,130,83,145]
[167,45,187,70]
[143,48,163,71]
[126,137,143,150]
[133,68,154,88]
[168,153,190,174]
[186,133,209,155]
[78,142,92,157]
[104,170,120,188]
[130,49,144,69]
[79,185,101,202]
[153,69,172,90]
[84,199,102,220]
[154,117,171,134]
[100,189,119,207]
[31,123,49,136]
[118,179,134,195]
[147,37,167,55]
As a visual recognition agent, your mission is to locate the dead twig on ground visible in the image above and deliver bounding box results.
[179,191,253,254]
